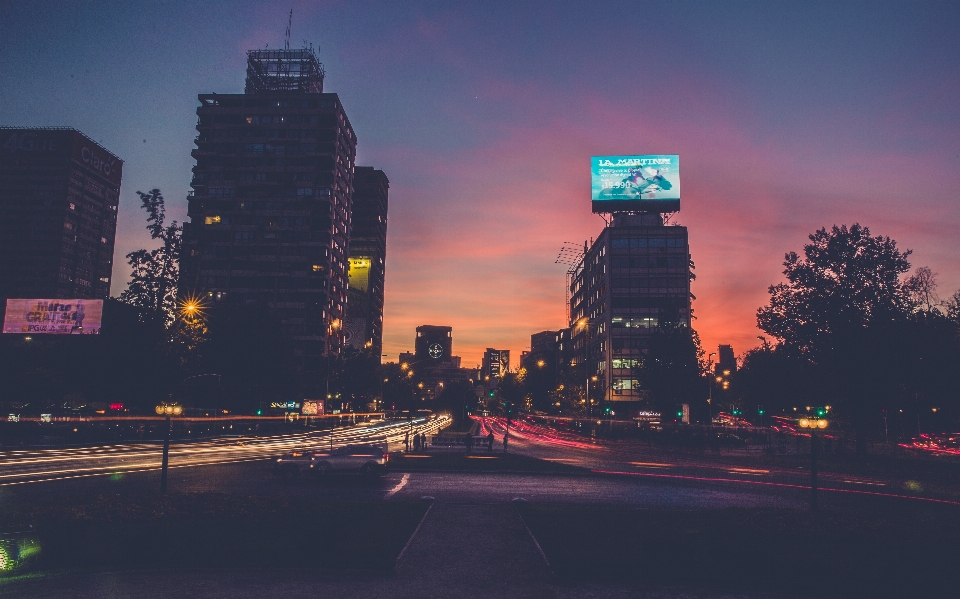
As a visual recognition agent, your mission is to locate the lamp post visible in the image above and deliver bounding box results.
[707,352,717,424]
[576,318,592,419]
[798,416,828,511]
[155,403,183,494]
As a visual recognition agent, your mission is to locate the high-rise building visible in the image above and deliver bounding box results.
[414,325,452,363]
[0,127,122,312]
[345,166,388,357]
[569,213,692,408]
[179,48,357,394]
[481,348,510,380]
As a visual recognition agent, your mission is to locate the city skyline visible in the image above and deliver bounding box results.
[3,1,958,366]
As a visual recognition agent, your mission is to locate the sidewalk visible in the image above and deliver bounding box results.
[1,501,791,599]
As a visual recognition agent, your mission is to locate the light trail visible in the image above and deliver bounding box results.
[0,416,451,486]
[591,469,960,507]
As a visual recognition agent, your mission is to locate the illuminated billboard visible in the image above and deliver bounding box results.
[3,299,103,334]
[302,400,324,415]
[591,155,680,213]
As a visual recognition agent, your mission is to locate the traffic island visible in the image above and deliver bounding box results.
[0,493,429,578]
[515,504,960,598]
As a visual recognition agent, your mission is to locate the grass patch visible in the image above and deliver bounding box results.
[517,505,960,598]
[0,493,428,576]
[389,452,586,474]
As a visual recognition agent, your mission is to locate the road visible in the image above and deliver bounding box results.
[0,416,448,487]
[2,413,958,516]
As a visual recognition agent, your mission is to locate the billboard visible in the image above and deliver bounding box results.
[302,400,324,416]
[591,155,680,213]
[3,299,103,334]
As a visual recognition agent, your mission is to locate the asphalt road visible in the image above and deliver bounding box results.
[0,416,447,487]
[2,414,957,518]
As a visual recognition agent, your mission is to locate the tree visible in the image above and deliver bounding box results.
[638,326,706,421]
[754,224,960,450]
[904,266,939,313]
[757,224,912,357]
[120,189,181,326]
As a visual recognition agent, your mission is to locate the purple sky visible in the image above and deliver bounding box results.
[3,1,959,366]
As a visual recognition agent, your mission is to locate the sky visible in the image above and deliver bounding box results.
[2,0,959,367]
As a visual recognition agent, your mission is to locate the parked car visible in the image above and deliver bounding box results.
[310,444,388,476]
[272,449,314,476]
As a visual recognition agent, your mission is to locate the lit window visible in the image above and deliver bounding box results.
[312,264,323,272]
[205,215,221,225]
[69,203,76,210]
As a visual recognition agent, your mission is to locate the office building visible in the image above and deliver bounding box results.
[481,348,510,380]
[345,166,388,357]
[0,127,122,312]
[569,213,692,408]
[179,48,357,394]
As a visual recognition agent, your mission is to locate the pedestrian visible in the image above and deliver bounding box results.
[421,433,429,452]
[413,433,420,452]
[503,431,508,453]
[487,431,494,451]
[404,430,409,452]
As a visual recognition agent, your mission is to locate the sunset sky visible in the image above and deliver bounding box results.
[3,1,958,367]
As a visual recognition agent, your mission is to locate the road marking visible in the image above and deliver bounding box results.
[385,473,410,498]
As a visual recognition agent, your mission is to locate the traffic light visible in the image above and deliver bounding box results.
[758,408,766,416]
[488,391,495,398]
[676,410,683,418]
[732,408,742,416]
[256,409,262,415]
[816,407,826,417]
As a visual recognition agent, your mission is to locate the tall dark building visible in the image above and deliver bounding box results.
[179,48,357,394]
[415,325,453,363]
[0,127,122,312]
[481,348,510,380]
[344,166,388,357]
[569,213,692,408]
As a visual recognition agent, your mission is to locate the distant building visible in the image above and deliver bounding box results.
[179,48,357,396]
[569,213,693,409]
[415,325,453,363]
[715,344,736,376]
[345,166,388,357]
[407,325,474,401]
[482,348,510,380]
[0,127,122,312]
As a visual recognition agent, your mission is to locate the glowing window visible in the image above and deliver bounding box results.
[205,215,221,225]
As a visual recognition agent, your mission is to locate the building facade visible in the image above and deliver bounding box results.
[0,127,122,312]
[569,213,693,408]
[481,348,510,380]
[179,48,357,394]
[345,166,388,357]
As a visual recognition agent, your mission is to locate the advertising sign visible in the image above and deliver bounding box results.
[302,400,324,416]
[591,155,680,213]
[269,401,300,410]
[3,299,103,334]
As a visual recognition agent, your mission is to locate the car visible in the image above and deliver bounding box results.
[272,449,313,476]
[310,444,388,476]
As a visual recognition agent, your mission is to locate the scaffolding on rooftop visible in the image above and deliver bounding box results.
[244,48,325,94]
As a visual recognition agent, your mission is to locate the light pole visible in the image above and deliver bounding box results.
[707,352,717,424]
[798,416,828,511]
[155,403,183,494]
[576,318,592,419]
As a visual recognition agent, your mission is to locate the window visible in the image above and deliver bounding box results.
[312,264,324,272]
[205,215,221,225]
[612,378,640,391]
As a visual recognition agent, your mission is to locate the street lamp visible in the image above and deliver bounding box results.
[576,318,593,419]
[707,352,717,424]
[798,416,828,510]
[154,403,183,494]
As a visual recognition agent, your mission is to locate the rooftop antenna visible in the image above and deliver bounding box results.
[284,8,292,50]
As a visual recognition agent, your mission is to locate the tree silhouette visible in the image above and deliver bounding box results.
[120,189,181,326]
